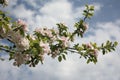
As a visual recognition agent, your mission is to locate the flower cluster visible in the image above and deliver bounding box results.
[85,43,98,57]
[13,53,31,66]
[86,43,92,49]
[93,49,98,57]
[35,28,53,38]
[40,42,51,54]
[7,30,30,51]
[58,36,69,47]
[17,19,28,32]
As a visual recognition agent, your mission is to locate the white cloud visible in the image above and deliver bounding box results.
[24,0,39,9]
[40,0,72,19]
[33,0,74,30]
[93,3,102,12]
[8,0,17,7]
[12,4,34,19]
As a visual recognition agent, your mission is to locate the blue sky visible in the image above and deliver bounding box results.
[0,0,120,80]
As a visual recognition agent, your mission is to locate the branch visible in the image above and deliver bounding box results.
[0,46,15,53]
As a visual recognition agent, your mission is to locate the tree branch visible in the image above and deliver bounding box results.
[0,47,15,53]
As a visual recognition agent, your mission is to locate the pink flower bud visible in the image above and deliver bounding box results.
[93,49,98,57]
[86,43,92,49]
[29,34,36,40]
[83,22,89,31]
[59,36,69,47]
[44,29,53,38]
[40,42,51,54]
[17,19,28,32]
[35,28,45,35]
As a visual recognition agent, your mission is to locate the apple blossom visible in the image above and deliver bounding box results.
[35,28,53,38]
[29,34,36,40]
[40,42,51,54]
[35,28,44,35]
[7,31,30,51]
[86,43,92,49]
[16,37,30,51]
[17,19,28,32]
[93,49,98,57]
[44,29,53,38]
[59,36,69,47]
[83,22,89,31]
[13,53,31,66]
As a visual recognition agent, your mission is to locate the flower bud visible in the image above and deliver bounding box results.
[58,36,69,47]
[40,42,51,54]
[86,43,92,49]
[93,49,98,57]
[17,19,28,32]
[83,22,89,31]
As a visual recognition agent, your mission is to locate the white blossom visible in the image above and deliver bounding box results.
[7,31,30,51]
[86,43,93,49]
[35,28,53,38]
[44,29,53,38]
[13,53,31,66]
[40,42,51,54]
[93,49,98,57]
[29,34,36,40]
[59,36,69,47]
[35,28,44,35]
[17,19,28,32]
[16,37,30,51]
[83,22,89,31]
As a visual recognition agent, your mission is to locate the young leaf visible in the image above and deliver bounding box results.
[62,54,66,60]
[114,41,118,46]
[89,6,94,11]
[58,56,62,62]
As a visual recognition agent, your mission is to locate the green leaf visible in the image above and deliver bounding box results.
[87,59,90,64]
[106,40,110,45]
[58,56,62,62]
[89,6,94,11]
[102,48,106,55]
[101,43,104,47]
[62,54,66,60]
[9,52,14,60]
[3,24,10,33]
[92,42,97,48]
[85,4,89,9]
[35,59,39,65]
[114,41,118,46]
[19,28,25,36]
[93,59,97,64]
[111,48,115,51]
[83,10,88,13]
[88,13,94,17]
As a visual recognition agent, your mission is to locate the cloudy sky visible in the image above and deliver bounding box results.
[0,0,120,80]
